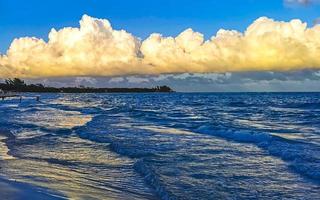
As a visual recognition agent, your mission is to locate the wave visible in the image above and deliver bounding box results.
[76,135,176,200]
[196,125,320,181]
[134,159,177,200]
[75,117,176,200]
[197,126,272,143]
[109,142,156,158]
[284,102,320,110]
[3,93,319,199]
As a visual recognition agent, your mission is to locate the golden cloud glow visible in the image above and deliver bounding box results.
[1,15,320,78]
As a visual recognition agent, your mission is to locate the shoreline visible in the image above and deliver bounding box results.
[0,177,66,200]
[0,130,65,200]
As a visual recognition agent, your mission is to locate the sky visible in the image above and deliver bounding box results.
[1,0,320,91]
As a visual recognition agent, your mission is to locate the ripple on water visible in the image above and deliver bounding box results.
[1,93,320,200]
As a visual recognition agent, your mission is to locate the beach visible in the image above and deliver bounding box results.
[0,177,65,200]
[0,130,65,200]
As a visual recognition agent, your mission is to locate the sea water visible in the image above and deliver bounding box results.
[0,93,320,199]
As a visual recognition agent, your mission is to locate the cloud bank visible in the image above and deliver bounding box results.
[1,15,320,78]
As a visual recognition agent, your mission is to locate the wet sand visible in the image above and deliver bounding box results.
[0,131,65,200]
[0,177,65,200]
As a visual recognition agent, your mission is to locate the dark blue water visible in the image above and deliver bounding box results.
[0,93,320,199]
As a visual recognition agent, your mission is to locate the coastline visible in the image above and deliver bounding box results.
[0,177,66,200]
[0,130,66,200]
[0,79,174,93]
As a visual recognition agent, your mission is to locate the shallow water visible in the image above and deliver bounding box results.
[0,93,320,199]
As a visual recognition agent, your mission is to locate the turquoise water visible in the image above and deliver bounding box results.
[0,93,320,199]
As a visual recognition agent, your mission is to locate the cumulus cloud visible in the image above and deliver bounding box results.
[0,15,142,78]
[1,15,320,78]
[126,76,150,83]
[109,77,125,83]
[75,77,97,86]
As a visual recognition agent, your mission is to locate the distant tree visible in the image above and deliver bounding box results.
[5,78,26,87]
[0,78,174,93]
[3,78,26,91]
[158,85,173,92]
[35,83,45,88]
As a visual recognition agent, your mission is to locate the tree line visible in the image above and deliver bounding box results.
[0,78,174,93]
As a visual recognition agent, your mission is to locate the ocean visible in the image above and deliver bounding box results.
[0,93,320,199]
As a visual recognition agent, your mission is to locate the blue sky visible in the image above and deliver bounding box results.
[1,0,320,91]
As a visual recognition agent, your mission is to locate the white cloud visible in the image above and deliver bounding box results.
[75,77,97,86]
[1,15,320,78]
[151,74,174,81]
[0,15,141,78]
[126,76,150,83]
[109,77,125,83]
